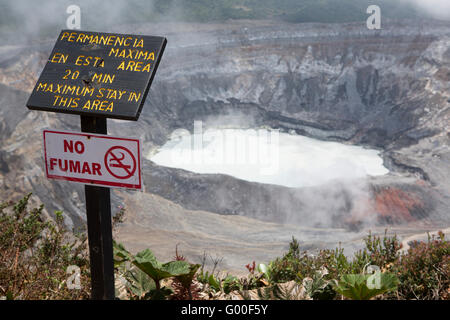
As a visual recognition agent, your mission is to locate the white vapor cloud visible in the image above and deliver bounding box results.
[402,0,450,20]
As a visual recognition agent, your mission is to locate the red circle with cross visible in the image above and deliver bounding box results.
[104,146,137,179]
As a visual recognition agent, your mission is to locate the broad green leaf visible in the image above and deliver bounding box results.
[133,248,190,282]
[133,249,167,281]
[175,263,201,289]
[208,274,221,291]
[125,266,156,299]
[162,260,191,276]
[134,248,161,267]
[335,273,399,300]
[113,241,133,265]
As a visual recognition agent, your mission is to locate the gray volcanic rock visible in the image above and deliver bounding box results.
[0,19,449,269]
[134,19,449,227]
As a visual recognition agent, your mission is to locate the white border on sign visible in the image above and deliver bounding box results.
[41,129,144,192]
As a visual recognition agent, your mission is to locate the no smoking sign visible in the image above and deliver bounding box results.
[43,130,142,189]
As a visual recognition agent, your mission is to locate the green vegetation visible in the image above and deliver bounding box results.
[252,231,448,300]
[0,193,90,299]
[113,241,200,299]
[334,272,398,300]
[1,194,448,300]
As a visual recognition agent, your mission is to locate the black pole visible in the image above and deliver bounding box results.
[80,115,115,300]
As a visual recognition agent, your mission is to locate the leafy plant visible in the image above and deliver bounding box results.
[171,263,201,299]
[393,232,449,300]
[123,266,156,300]
[170,247,202,300]
[222,275,242,294]
[301,268,336,300]
[113,242,195,300]
[334,273,399,300]
[234,261,264,291]
[197,269,221,292]
[133,249,190,288]
[113,241,133,267]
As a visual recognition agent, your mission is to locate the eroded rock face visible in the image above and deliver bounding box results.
[135,20,450,228]
[0,20,449,233]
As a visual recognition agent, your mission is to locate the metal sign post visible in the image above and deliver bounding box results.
[26,30,166,299]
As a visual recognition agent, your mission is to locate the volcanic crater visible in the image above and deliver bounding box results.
[0,19,449,271]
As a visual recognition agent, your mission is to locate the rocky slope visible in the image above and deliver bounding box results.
[0,19,449,270]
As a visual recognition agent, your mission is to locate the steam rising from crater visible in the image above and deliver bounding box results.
[402,0,450,20]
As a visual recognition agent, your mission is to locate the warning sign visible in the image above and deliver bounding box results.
[105,146,137,179]
[27,30,167,121]
[43,130,142,189]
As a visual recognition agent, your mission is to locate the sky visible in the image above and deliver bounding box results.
[404,0,450,20]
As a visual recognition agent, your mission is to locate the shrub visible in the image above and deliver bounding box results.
[2,193,448,300]
[255,231,448,300]
[393,232,449,300]
[356,230,402,268]
[113,241,200,300]
[170,246,202,300]
[260,239,358,284]
[0,193,90,299]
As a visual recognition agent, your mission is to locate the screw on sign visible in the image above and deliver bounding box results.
[105,146,137,179]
